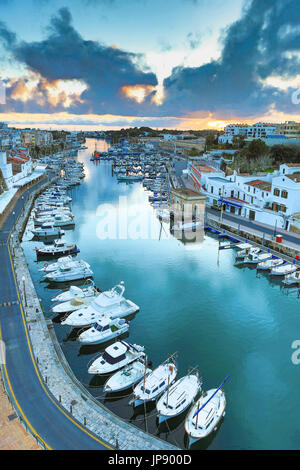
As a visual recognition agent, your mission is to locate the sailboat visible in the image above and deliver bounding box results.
[131,355,177,407]
[185,375,229,445]
[156,371,202,424]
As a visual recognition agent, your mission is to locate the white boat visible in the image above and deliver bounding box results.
[234,242,253,251]
[60,282,139,327]
[282,270,300,286]
[104,361,152,393]
[156,373,202,424]
[34,213,74,227]
[45,261,93,283]
[185,387,226,445]
[131,359,177,407]
[39,255,73,272]
[31,224,65,238]
[117,174,144,181]
[271,263,298,276]
[243,252,273,265]
[156,374,202,424]
[257,258,284,271]
[35,239,79,257]
[51,281,97,302]
[236,246,260,260]
[78,317,129,345]
[88,341,145,375]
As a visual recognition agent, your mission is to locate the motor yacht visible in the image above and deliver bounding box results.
[78,317,129,345]
[35,239,79,257]
[257,258,284,271]
[88,341,145,375]
[282,270,300,286]
[51,281,98,302]
[243,252,273,265]
[60,282,139,327]
[45,261,93,283]
[271,263,298,276]
[31,224,65,238]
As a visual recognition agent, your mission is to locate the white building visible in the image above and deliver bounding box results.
[219,122,279,144]
[201,163,300,231]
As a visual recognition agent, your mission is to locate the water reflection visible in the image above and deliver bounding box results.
[21,139,300,450]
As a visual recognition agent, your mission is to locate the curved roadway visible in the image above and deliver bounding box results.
[0,176,113,450]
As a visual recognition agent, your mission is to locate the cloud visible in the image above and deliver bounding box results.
[1,0,300,122]
[0,7,157,115]
[162,0,300,118]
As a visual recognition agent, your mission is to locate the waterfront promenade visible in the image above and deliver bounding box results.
[206,208,300,253]
[0,173,178,450]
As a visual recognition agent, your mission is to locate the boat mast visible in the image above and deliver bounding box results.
[142,356,148,393]
[192,375,230,420]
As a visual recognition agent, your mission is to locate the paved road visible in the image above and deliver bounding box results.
[0,176,112,450]
[207,208,300,250]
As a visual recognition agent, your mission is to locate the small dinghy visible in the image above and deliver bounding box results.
[78,317,129,345]
[104,360,152,393]
[35,239,79,258]
[156,372,202,424]
[185,376,229,446]
[131,357,177,407]
[88,341,145,375]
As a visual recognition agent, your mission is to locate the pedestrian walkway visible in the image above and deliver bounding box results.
[0,383,40,450]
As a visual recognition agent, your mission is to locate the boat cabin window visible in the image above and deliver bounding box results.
[145,389,151,394]
[152,387,158,393]
[159,381,165,387]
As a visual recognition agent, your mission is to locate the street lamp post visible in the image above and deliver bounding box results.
[22,275,27,308]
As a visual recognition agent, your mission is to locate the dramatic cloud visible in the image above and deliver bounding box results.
[163,0,300,118]
[0,0,300,122]
[0,7,158,114]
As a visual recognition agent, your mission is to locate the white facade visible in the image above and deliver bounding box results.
[219,122,279,144]
[0,151,13,187]
[202,166,300,230]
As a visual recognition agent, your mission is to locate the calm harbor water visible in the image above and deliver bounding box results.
[22,139,300,450]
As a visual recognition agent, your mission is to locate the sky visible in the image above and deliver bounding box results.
[0,0,300,130]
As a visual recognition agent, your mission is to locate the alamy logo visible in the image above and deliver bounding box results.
[0,339,6,365]
[291,88,300,105]
[291,340,300,365]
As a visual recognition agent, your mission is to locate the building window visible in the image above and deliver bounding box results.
[280,204,286,213]
[211,186,214,194]
[281,190,288,199]
[274,188,280,196]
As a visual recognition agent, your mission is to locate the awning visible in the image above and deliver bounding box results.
[218,198,242,208]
